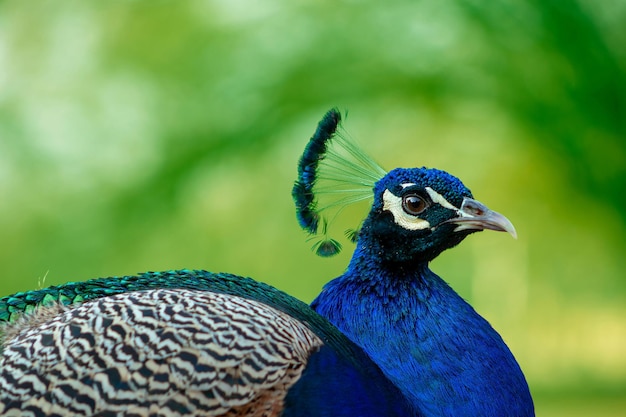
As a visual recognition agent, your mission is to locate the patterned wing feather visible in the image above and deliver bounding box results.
[0,289,323,416]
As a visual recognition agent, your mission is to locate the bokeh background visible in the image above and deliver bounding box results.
[1,1,624,415]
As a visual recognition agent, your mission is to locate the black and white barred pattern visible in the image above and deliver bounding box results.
[0,289,323,416]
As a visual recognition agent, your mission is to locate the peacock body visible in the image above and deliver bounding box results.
[0,271,410,416]
[0,109,534,416]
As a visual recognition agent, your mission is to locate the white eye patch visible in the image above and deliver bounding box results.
[424,187,458,211]
[382,189,431,230]
[382,186,463,231]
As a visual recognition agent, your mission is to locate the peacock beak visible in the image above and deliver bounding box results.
[445,197,517,239]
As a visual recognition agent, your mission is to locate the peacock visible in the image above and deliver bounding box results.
[0,109,534,416]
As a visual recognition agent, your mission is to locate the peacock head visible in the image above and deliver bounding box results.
[359,167,516,265]
[293,108,516,264]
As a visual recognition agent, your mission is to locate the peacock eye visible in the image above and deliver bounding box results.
[402,194,428,216]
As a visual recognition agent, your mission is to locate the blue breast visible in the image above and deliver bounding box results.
[312,259,534,417]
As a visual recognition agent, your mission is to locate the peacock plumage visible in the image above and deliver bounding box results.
[0,109,534,416]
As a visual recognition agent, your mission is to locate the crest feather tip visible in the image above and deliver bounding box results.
[314,239,342,257]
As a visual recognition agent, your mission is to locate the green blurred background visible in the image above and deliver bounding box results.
[1,0,624,414]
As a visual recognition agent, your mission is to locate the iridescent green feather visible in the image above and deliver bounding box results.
[0,269,390,388]
[0,270,344,350]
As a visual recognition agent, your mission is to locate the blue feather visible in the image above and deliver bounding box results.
[284,345,414,417]
[312,263,533,416]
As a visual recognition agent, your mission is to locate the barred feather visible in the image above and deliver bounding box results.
[0,289,323,416]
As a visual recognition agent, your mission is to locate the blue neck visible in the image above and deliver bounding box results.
[311,247,534,417]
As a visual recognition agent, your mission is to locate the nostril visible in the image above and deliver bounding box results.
[460,199,487,217]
